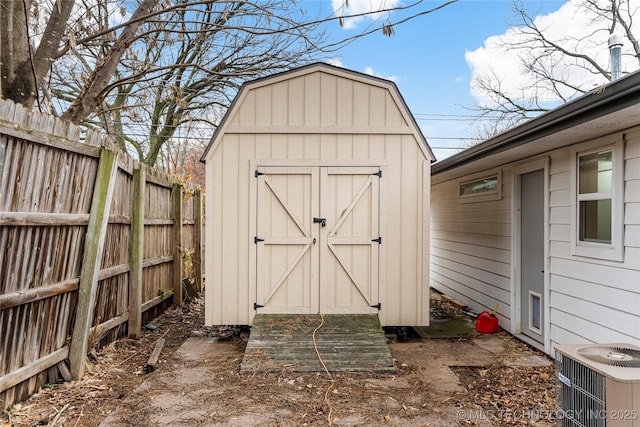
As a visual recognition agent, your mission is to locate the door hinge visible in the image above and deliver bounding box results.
[254,303,264,310]
[372,170,382,177]
[254,237,264,244]
[371,303,381,310]
[372,237,382,244]
[255,170,264,177]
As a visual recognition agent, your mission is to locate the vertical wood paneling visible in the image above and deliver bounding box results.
[223,134,242,323]
[421,160,431,325]
[320,74,337,127]
[320,134,337,160]
[336,134,352,159]
[237,136,253,322]
[385,92,402,127]
[287,134,304,159]
[205,65,430,327]
[383,135,403,325]
[336,77,353,127]
[238,90,256,127]
[369,86,386,127]
[255,85,271,127]
[288,78,305,127]
[353,82,369,127]
[400,135,420,325]
[304,72,321,127]
[271,81,288,126]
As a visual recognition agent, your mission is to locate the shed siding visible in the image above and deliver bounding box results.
[431,127,640,354]
[205,67,430,326]
[230,72,408,130]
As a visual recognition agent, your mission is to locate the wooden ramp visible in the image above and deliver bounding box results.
[240,314,395,374]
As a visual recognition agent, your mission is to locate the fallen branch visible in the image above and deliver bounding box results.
[50,403,70,427]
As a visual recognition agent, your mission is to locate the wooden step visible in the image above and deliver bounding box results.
[240,314,395,374]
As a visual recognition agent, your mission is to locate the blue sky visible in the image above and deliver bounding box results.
[314,0,569,160]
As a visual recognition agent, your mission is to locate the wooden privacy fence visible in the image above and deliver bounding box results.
[0,100,204,410]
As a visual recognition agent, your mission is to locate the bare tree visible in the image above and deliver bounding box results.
[1,0,457,166]
[469,0,640,135]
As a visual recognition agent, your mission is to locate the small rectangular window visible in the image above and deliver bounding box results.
[458,170,502,203]
[459,176,498,197]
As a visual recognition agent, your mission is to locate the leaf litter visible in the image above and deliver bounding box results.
[1,296,557,426]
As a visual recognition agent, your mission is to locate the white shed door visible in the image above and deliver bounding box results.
[254,166,381,314]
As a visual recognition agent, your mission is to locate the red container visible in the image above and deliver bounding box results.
[476,310,499,334]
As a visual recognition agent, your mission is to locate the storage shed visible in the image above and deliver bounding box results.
[201,62,435,327]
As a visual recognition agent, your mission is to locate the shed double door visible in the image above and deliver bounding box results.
[254,166,381,315]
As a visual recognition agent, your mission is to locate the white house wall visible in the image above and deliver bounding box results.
[205,67,431,326]
[548,129,640,350]
[431,127,640,355]
[430,173,513,330]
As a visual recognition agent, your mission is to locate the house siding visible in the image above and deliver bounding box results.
[431,127,640,355]
[430,173,513,329]
[548,129,640,350]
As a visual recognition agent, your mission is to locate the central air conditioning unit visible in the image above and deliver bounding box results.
[555,344,640,427]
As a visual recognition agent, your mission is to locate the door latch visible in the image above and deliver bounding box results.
[313,217,326,227]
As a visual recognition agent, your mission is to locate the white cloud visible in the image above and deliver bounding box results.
[465,0,638,107]
[363,66,399,82]
[332,0,401,30]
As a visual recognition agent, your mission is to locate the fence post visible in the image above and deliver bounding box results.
[193,189,203,293]
[69,148,119,380]
[128,166,145,339]
[172,183,184,305]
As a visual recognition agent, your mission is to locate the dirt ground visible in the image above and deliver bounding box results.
[1,296,557,426]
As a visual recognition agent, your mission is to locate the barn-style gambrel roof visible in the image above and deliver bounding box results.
[201,62,435,162]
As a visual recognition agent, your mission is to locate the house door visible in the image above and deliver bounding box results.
[520,169,545,343]
[254,166,381,314]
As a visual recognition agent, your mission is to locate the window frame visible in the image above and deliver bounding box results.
[570,136,624,261]
[458,168,502,203]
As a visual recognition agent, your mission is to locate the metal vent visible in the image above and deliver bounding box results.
[577,345,640,368]
[557,353,606,427]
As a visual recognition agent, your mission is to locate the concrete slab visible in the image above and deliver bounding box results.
[389,339,497,393]
[473,336,507,354]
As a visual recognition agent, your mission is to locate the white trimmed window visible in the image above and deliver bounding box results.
[458,169,502,203]
[571,138,624,261]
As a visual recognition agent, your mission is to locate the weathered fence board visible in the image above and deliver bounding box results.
[69,148,119,379]
[0,100,204,410]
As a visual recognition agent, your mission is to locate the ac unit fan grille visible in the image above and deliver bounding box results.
[557,354,606,427]
[577,346,640,368]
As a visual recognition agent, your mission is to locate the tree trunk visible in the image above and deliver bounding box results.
[0,0,75,107]
[1,0,34,105]
[61,0,160,124]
